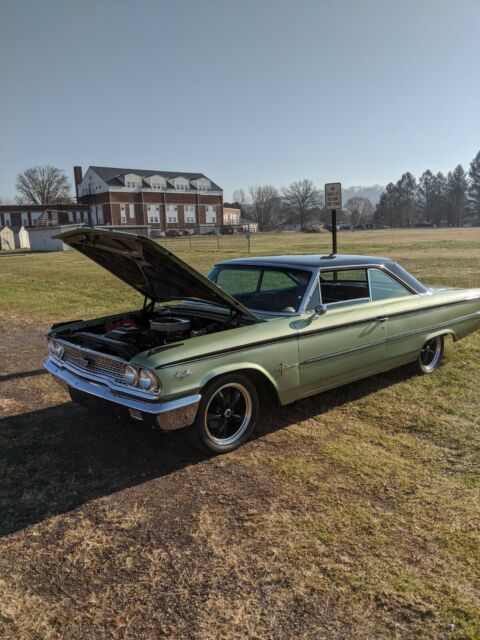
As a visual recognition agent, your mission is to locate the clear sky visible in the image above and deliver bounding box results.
[1,0,479,200]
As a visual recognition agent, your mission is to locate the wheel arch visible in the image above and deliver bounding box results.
[423,328,454,343]
[200,363,280,405]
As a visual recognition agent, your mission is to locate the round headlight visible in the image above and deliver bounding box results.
[138,368,159,392]
[123,364,139,386]
[48,339,64,359]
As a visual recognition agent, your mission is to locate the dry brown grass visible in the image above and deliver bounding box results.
[0,228,479,639]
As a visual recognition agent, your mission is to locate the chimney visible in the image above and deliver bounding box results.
[73,166,83,199]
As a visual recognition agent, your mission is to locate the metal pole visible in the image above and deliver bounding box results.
[332,209,337,254]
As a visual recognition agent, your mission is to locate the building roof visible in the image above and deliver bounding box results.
[89,166,223,191]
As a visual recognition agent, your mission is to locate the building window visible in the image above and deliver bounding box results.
[147,204,160,223]
[129,204,135,219]
[120,205,126,224]
[206,205,216,224]
[4,213,11,226]
[184,204,196,224]
[97,205,104,224]
[21,212,29,226]
[166,204,178,223]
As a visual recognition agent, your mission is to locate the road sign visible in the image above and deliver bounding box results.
[325,182,342,211]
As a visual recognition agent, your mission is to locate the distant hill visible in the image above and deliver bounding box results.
[342,185,384,205]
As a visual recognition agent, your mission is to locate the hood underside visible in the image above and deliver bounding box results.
[56,229,259,321]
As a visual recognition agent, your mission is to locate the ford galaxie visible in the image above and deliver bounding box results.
[44,230,480,453]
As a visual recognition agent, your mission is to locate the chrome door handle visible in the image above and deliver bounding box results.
[376,316,388,323]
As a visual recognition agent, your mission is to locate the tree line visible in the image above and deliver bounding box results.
[228,150,480,231]
[228,181,375,231]
[375,151,480,228]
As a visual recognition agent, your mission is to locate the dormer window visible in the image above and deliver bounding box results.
[169,177,190,191]
[192,178,211,191]
[123,174,142,189]
[145,175,166,190]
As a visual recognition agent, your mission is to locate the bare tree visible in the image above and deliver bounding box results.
[232,189,247,207]
[344,196,374,227]
[16,166,72,204]
[282,179,322,230]
[248,185,280,230]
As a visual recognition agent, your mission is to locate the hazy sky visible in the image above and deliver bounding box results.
[1,0,479,200]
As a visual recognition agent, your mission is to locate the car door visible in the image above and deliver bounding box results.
[295,268,388,396]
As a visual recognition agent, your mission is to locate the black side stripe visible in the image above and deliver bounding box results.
[155,297,480,370]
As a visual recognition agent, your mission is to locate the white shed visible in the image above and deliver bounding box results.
[27,224,82,252]
[0,225,15,251]
[12,225,31,249]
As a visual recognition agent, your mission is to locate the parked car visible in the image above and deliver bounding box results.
[166,229,182,237]
[45,229,480,453]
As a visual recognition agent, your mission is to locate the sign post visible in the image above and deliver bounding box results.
[325,182,342,255]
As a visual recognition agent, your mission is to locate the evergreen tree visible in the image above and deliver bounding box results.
[374,182,401,227]
[432,172,449,226]
[468,151,480,224]
[396,172,417,227]
[447,165,468,226]
[417,170,436,223]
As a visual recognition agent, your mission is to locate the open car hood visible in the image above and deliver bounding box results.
[56,229,259,321]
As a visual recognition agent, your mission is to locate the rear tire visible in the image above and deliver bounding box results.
[184,374,259,454]
[416,335,444,374]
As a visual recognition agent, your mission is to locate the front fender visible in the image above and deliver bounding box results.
[199,361,280,394]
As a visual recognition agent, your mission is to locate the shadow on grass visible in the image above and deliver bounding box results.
[0,369,47,383]
[0,365,414,538]
[0,402,209,537]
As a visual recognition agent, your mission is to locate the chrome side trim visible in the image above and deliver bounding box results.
[386,310,480,343]
[299,310,480,366]
[44,358,200,430]
[300,338,386,366]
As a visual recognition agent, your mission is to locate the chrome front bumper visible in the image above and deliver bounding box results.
[44,358,201,431]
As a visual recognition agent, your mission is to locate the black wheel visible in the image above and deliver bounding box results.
[416,335,444,374]
[185,374,259,453]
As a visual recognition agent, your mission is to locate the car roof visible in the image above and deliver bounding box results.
[217,254,393,270]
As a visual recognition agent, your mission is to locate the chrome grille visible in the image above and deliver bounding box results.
[61,343,125,385]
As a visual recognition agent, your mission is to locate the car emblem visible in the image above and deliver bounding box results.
[275,362,294,376]
[79,356,91,367]
[175,368,192,380]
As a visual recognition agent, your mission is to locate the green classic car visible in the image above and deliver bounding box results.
[44,229,480,453]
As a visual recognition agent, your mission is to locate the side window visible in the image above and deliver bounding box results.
[320,269,369,305]
[369,268,412,301]
[306,279,321,310]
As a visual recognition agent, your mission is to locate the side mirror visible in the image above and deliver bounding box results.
[307,304,327,324]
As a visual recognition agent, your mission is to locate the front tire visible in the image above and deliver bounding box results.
[416,335,444,374]
[185,374,259,453]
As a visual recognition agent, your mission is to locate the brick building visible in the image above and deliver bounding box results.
[0,203,89,228]
[75,165,223,232]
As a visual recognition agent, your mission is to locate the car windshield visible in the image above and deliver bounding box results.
[208,265,312,313]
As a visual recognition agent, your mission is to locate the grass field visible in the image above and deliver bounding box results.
[0,228,479,639]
